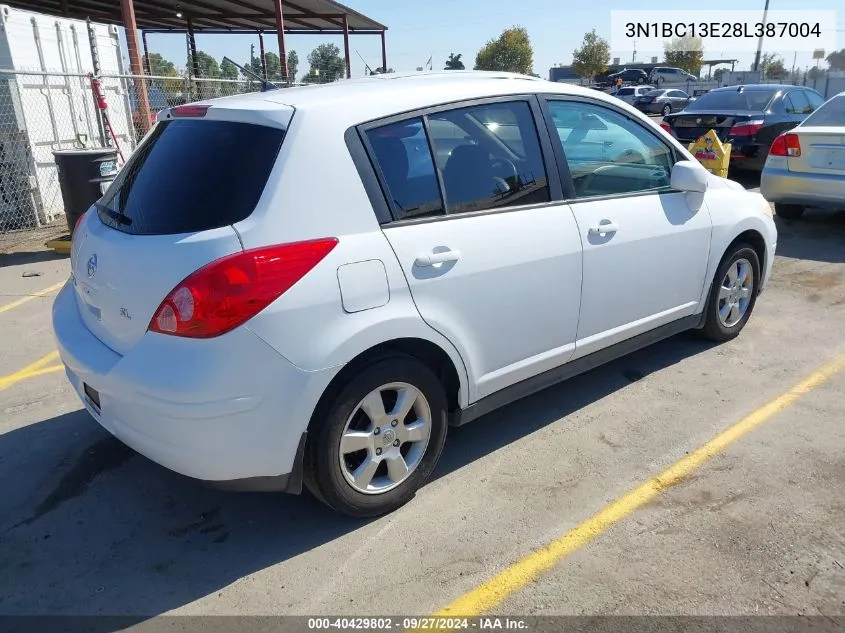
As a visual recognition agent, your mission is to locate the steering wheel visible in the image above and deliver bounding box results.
[490,157,519,190]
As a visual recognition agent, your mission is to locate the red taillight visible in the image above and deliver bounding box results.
[729,119,764,137]
[649,97,658,103]
[149,238,338,338]
[170,105,210,118]
[660,122,672,133]
[769,132,801,157]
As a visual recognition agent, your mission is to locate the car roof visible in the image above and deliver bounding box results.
[709,84,799,92]
[203,71,628,127]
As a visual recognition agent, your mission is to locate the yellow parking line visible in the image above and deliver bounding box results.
[0,281,65,315]
[0,351,63,391]
[433,353,845,617]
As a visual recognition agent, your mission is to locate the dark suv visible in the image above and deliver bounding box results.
[608,68,648,85]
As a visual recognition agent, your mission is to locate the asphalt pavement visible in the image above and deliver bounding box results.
[0,200,843,621]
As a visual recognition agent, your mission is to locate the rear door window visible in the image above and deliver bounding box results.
[785,90,811,114]
[365,118,444,221]
[805,91,826,111]
[98,119,285,235]
[427,101,550,214]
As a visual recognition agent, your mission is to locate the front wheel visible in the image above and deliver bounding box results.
[303,355,448,517]
[698,244,761,342]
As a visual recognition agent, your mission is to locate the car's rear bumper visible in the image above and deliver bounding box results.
[761,164,845,209]
[635,104,663,114]
[52,282,335,490]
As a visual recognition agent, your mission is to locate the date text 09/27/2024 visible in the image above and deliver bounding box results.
[625,22,821,39]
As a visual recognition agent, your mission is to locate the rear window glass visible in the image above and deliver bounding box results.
[98,119,285,235]
[685,89,777,112]
[617,88,634,96]
[802,95,845,126]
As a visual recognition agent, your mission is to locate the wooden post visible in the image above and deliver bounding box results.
[119,0,150,133]
[342,15,351,78]
[273,0,289,82]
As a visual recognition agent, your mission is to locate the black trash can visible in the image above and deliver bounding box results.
[53,148,119,235]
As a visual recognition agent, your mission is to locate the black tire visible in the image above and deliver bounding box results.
[698,243,761,342]
[303,355,448,518]
[774,203,805,219]
[662,103,672,117]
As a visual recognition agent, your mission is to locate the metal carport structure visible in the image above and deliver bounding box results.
[2,0,388,101]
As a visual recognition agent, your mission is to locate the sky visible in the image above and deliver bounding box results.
[135,0,844,81]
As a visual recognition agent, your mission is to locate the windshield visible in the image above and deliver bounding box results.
[98,119,285,235]
[801,95,845,126]
[685,88,777,112]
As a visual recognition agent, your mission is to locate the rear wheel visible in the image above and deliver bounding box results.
[698,243,760,342]
[662,103,672,117]
[303,355,448,517]
[774,203,805,219]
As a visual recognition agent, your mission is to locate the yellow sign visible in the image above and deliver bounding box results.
[688,129,731,179]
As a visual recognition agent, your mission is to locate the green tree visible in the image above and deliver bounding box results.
[190,51,220,78]
[825,49,845,70]
[807,65,825,79]
[759,53,788,79]
[712,67,728,82]
[444,53,465,70]
[264,51,282,81]
[220,58,239,80]
[147,52,177,77]
[474,26,534,74]
[571,29,610,81]
[287,50,299,82]
[663,36,703,76]
[302,43,346,83]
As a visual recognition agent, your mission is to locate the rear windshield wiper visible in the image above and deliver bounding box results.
[94,201,132,226]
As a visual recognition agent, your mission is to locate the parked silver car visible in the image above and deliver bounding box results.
[648,67,698,84]
[613,85,655,105]
[760,92,845,218]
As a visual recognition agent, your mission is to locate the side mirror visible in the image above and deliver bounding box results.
[671,160,709,193]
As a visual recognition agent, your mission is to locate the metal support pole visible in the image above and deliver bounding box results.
[258,30,267,80]
[120,0,151,134]
[186,16,200,79]
[342,15,351,78]
[752,0,770,72]
[86,17,108,146]
[141,30,151,75]
[381,31,387,73]
[272,0,288,81]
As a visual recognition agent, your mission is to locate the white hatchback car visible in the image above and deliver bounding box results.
[53,71,777,517]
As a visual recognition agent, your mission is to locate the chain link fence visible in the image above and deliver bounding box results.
[0,68,261,247]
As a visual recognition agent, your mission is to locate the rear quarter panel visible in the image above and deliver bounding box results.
[234,108,473,407]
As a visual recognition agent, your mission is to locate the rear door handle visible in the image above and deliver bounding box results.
[414,249,461,267]
[589,221,619,235]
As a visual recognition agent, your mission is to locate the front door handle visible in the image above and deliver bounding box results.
[414,249,461,267]
[589,220,619,236]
